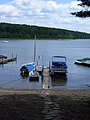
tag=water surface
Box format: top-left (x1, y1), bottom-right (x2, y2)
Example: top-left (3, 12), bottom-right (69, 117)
top-left (0, 39), bottom-right (90, 89)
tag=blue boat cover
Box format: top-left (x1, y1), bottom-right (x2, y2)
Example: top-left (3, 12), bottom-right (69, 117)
top-left (0, 55), bottom-right (7, 59)
top-left (52, 61), bottom-right (67, 68)
top-left (25, 64), bottom-right (35, 71)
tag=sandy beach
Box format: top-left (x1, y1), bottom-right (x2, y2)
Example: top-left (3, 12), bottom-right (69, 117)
top-left (0, 88), bottom-right (90, 120)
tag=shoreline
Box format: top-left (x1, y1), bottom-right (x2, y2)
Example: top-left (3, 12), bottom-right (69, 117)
top-left (0, 88), bottom-right (90, 97)
top-left (0, 88), bottom-right (90, 120)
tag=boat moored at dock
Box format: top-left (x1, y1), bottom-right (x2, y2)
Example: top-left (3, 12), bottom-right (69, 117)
top-left (75, 57), bottom-right (90, 67)
top-left (0, 55), bottom-right (7, 59)
top-left (20, 62), bottom-right (36, 76)
top-left (50, 56), bottom-right (67, 77)
top-left (29, 70), bottom-right (39, 80)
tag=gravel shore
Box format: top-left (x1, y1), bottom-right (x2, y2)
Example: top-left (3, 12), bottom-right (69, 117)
top-left (0, 88), bottom-right (90, 120)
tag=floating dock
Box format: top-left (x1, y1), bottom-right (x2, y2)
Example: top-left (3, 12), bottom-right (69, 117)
top-left (0, 56), bottom-right (17, 64)
top-left (42, 67), bottom-right (50, 89)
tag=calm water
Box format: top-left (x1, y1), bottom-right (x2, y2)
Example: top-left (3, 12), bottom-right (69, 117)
top-left (0, 39), bottom-right (90, 90)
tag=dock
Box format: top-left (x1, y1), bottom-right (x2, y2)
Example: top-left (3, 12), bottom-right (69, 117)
top-left (42, 67), bottom-right (50, 89)
top-left (0, 56), bottom-right (17, 64)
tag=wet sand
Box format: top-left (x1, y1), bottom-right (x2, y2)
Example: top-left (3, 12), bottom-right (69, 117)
top-left (0, 88), bottom-right (90, 120)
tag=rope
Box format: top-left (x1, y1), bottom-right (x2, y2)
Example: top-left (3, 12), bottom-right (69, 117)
top-left (0, 78), bottom-right (21, 87)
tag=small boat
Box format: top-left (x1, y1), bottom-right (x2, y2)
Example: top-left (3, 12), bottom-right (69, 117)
top-left (75, 57), bottom-right (90, 67)
top-left (36, 66), bottom-right (43, 75)
top-left (20, 62), bottom-right (36, 76)
top-left (29, 70), bottom-right (39, 80)
top-left (50, 56), bottom-right (67, 76)
top-left (0, 55), bottom-right (7, 59)
top-left (2, 40), bottom-right (8, 43)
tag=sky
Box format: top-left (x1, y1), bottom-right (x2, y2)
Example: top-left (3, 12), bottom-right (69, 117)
top-left (0, 0), bottom-right (90, 33)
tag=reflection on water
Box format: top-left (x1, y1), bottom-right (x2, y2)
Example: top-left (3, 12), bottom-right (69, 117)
top-left (20, 73), bottom-right (67, 89)
top-left (51, 76), bottom-right (67, 86)
top-left (29, 76), bottom-right (39, 82)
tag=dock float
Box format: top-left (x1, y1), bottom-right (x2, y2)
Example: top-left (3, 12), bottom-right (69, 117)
top-left (42, 67), bottom-right (50, 89)
top-left (0, 56), bottom-right (17, 64)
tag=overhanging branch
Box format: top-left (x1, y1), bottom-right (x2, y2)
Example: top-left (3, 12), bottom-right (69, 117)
top-left (71, 0), bottom-right (90, 17)
top-left (71, 10), bottom-right (90, 17)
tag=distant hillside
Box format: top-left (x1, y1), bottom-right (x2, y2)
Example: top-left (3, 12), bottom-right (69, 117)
top-left (0, 22), bottom-right (90, 39)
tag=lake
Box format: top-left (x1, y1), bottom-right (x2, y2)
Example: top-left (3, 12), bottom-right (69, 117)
top-left (0, 39), bottom-right (90, 90)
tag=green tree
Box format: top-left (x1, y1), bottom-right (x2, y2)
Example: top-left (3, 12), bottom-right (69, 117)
top-left (0, 22), bottom-right (90, 39)
top-left (71, 0), bottom-right (90, 17)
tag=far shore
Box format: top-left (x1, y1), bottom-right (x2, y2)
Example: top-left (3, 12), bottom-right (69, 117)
top-left (0, 38), bottom-right (90, 40)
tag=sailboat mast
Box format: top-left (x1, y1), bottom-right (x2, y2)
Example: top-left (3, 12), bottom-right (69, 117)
top-left (34, 35), bottom-right (36, 63)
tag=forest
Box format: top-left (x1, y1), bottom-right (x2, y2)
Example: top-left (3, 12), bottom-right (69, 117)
top-left (0, 22), bottom-right (90, 39)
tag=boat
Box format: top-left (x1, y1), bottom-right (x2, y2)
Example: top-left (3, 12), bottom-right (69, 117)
top-left (0, 55), bottom-right (7, 59)
top-left (29, 36), bottom-right (40, 79)
top-left (2, 40), bottom-right (8, 43)
top-left (20, 62), bottom-right (36, 76)
top-left (29, 70), bottom-right (39, 80)
top-left (75, 57), bottom-right (90, 67)
top-left (36, 66), bottom-right (43, 75)
top-left (20, 35), bottom-right (38, 77)
top-left (50, 56), bottom-right (67, 76)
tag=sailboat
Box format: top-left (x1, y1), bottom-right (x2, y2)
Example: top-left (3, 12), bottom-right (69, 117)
top-left (20, 36), bottom-right (39, 79)
top-left (29, 36), bottom-right (39, 80)
top-left (20, 62), bottom-right (36, 76)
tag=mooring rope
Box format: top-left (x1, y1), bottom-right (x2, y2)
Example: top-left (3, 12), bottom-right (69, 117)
top-left (0, 78), bottom-right (21, 87)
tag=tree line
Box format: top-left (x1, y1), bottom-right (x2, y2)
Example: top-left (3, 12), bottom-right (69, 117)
top-left (0, 22), bottom-right (90, 39)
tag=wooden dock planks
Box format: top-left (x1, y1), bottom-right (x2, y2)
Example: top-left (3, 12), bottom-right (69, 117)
top-left (0, 57), bottom-right (17, 64)
top-left (42, 67), bottom-right (50, 89)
